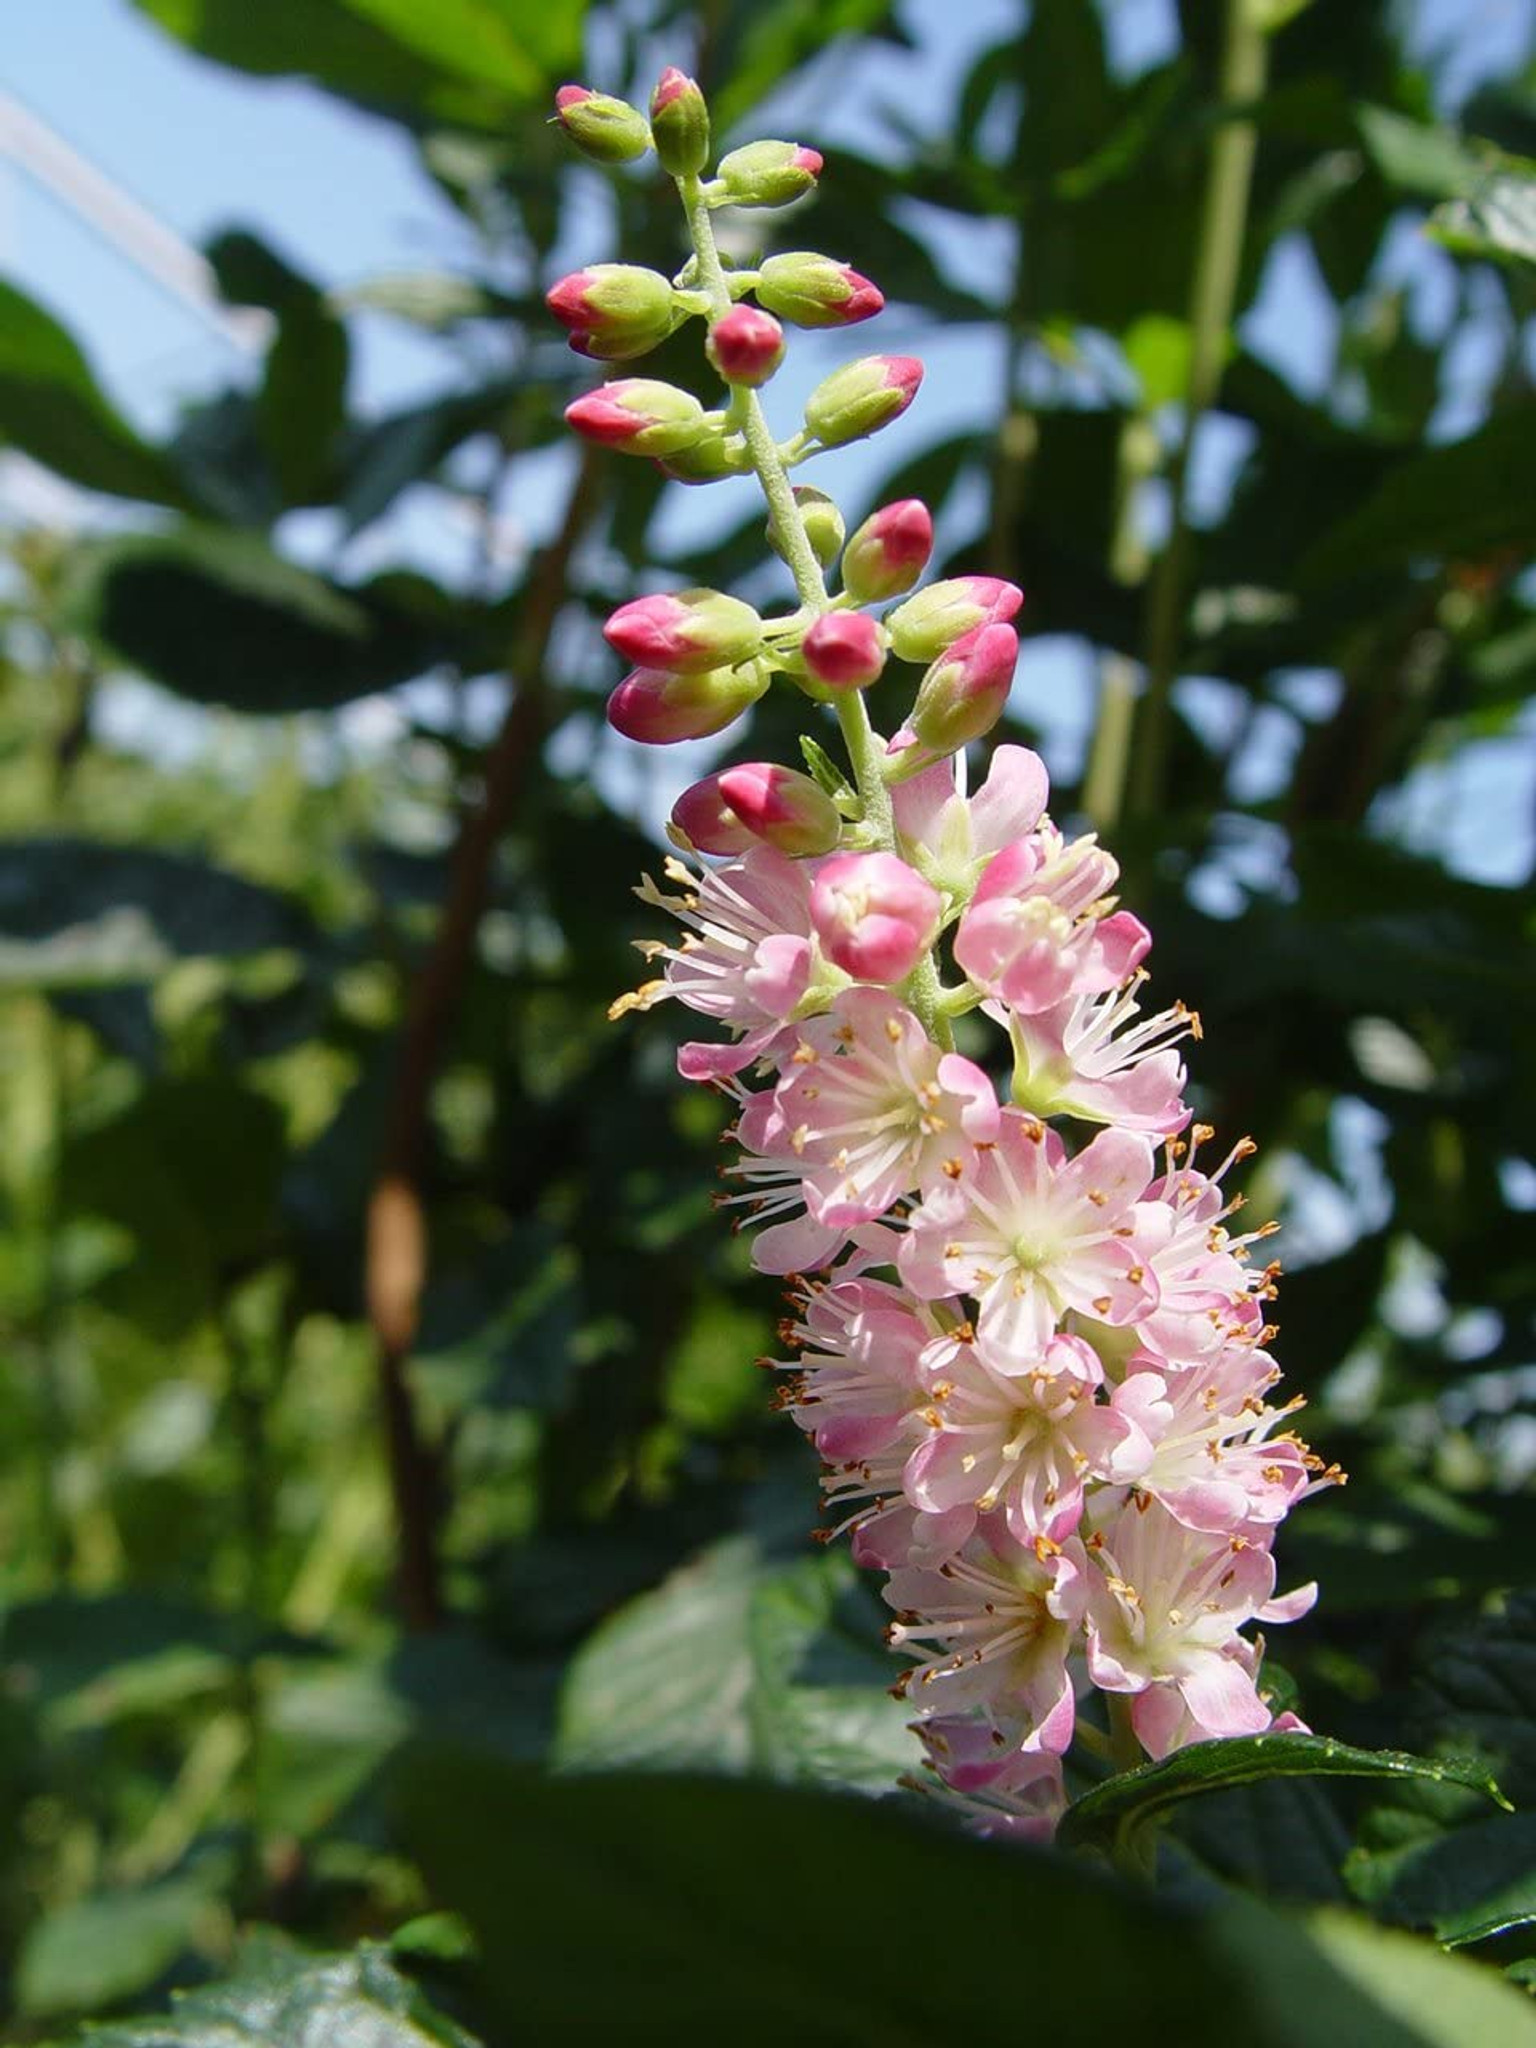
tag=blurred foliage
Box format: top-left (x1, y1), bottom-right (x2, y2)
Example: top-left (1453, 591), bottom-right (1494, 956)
top-left (0, 0), bottom-right (1532, 2035)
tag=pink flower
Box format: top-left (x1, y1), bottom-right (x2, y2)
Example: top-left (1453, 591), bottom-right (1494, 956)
top-left (605, 588), bottom-right (762, 673)
top-left (916, 1725), bottom-right (1067, 1843)
top-left (810, 851), bottom-right (941, 983)
top-left (1084, 1499), bottom-right (1302, 1758)
top-left (891, 743), bottom-right (1050, 899)
top-left (617, 849), bottom-right (821, 1080)
top-left (1004, 975), bottom-right (1195, 1136)
top-left (904, 1329), bottom-right (1151, 1546)
top-left (899, 1114), bottom-right (1157, 1357)
top-left (954, 825), bottom-right (1150, 1014)
top-left (778, 1276), bottom-right (932, 1463)
top-left (769, 988), bottom-right (998, 1226)
top-left (715, 762), bottom-right (842, 857)
top-left (886, 1517), bottom-right (1086, 1753)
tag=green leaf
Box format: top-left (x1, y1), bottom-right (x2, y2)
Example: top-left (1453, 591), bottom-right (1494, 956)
top-left (710, 0), bottom-right (900, 134)
top-left (397, 1752), bottom-right (1535, 2046)
top-left (59, 527), bottom-right (476, 712)
top-left (1356, 105), bottom-right (1484, 199)
top-left (1301, 1907), bottom-right (1536, 2045)
top-left (338, 375), bottom-right (527, 534)
top-left (260, 297), bottom-right (350, 503)
top-left (1059, 1735), bottom-right (1509, 1858)
top-left (131, 0), bottom-right (573, 131)
top-left (1432, 166), bottom-right (1536, 267)
top-left (68, 1928), bottom-right (484, 2044)
top-left (16, 1871), bottom-right (226, 2018)
top-left (0, 838), bottom-right (316, 988)
top-left (1296, 401), bottom-right (1536, 583)
top-left (1359, 1812), bottom-right (1536, 1949)
top-left (554, 1536), bottom-right (916, 1793)
top-left (1410, 1592), bottom-right (1536, 1808)
top-left (0, 282), bottom-right (190, 507)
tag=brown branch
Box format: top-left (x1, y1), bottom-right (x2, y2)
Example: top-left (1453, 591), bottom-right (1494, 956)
top-left (365, 446), bottom-right (605, 1629)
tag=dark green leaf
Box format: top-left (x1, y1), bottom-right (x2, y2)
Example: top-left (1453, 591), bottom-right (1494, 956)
top-left (0, 839), bottom-right (316, 988)
top-left (1060, 1735), bottom-right (1508, 1857)
top-left (70, 1927), bottom-right (484, 2044)
top-left (1356, 104), bottom-right (1484, 199)
top-left (0, 282), bottom-right (190, 507)
top-left (59, 527), bottom-right (476, 712)
top-left (1410, 1592), bottom-right (1536, 1808)
top-left (398, 1751), bottom-right (1535, 2046)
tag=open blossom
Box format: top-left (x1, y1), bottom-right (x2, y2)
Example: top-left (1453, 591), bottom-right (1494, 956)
top-left (1084, 1499), bottom-right (1315, 1758)
top-left (899, 1115), bottom-right (1157, 1357)
top-left (569, 82), bottom-right (1336, 1844)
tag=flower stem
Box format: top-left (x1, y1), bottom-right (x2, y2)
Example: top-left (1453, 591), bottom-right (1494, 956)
top-left (1130, 0), bottom-right (1267, 820)
top-left (677, 170), bottom-right (951, 1048)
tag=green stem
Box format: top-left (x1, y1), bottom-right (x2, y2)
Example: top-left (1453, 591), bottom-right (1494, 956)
top-left (677, 172), bottom-right (951, 1047)
top-left (1130, 0), bottom-right (1267, 820)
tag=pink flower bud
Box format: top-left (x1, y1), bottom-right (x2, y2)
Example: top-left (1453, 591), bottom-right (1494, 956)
top-left (884, 575), bottom-right (1024, 662)
top-left (669, 773), bottom-right (758, 855)
top-left (756, 252), bottom-right (884, 328)
top-left (802, 612), bottom-right (886, 690)
top-left (650, 67), bottom-right (710, 176)
top-left (810, 851), bottom-right (942, 984)
top-left (715, 140), bottom-right (824, 208)
top-left (842, 499), bottom-right (933, 603)
top-left (706, 306), bottom-right (786, 387)
top-left (804, 356), bottom-right (922, 449)
top-left (604, 588), bottom-right (763, 674)
top-left (607, 661), bottom-right (769, 745)
top-left (718, 762), bottom-right (842, 857)
top-left (553, 85), bottom-right (652, 165)
top-left (564, 380), bottom-right (709, 456)
top-left (546, 264), bottom-right (679, 361)
top-left (909, 621), bottom-right (1018, 753)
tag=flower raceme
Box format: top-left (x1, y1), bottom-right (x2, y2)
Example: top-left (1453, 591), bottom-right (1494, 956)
top-left (555, 67), bottom-right (1338, 1843)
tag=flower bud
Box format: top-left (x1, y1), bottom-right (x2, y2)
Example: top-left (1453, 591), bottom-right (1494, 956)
top-left (553, 84), bottom-right (652, 165)
top-left (669, 773), bottom-right (757, 855)
top-left (810, 851), bottom-right (942, 984)
top-left (804, 356), bottom-right (922, 449)
top-left (802, 612), bottom-right (886, 690)
top-left (884, 575), bottom-right (1023, 662)
top-left (650, 67), bottom-right (710, 177)
top-left (706, 305), bottom-right (785, 388)
top-left (756, 252), bottom-right (883, 328)
top-left (653, 429), bottom-right (752, 484)
top-left (565, 380), bottom-right (709, 456)
top-left (607, 660), bottom-right (770, 745)
top-left (909, 621), bottom-right (1018, 753)
top-left (546, 264), bottom-right (679, 361)
top-left (715, 140), bottom-right (823, 207)
top-left (771, 487), bottom-right (844, 570)
top-left (718, 762), bottom-right (842, 857)
top-left (842, 499), bottom-right (933, 603)
top-left (605, 588), bottom-right (763, 674)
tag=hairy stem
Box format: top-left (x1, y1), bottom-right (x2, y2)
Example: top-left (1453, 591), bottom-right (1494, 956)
top-left (678, 173), bottom-right (952, 1046)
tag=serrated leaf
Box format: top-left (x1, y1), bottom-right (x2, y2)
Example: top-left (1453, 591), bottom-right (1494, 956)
top-left (71, 1928), bottom-right (483, 2044)
top-left (1060, 1735), bottom-right (1508, 1857)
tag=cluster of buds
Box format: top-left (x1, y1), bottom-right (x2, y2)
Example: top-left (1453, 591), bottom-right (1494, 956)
top-left (554, 68), bottom-right (1338, 1842)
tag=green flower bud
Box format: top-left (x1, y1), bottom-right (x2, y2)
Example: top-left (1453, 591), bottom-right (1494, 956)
top-left (553, 85), bottom-right (652, 165)
top-left (715, 140), bottom-right (824, 208)
top-left (804, 356), bottom-right (923, 449)
top-left (770, 487), bottom-right (845, 571)
top-left (650, 67), bottom-right (710, 178)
